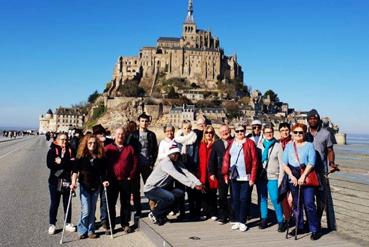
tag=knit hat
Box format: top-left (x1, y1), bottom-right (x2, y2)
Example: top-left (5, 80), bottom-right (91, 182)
top-left (307, 109), bottom-right (320, 119)
top-left (92, 124), bottom-right (106, 135)
top-left (167, 143), bottom-right (181, 156)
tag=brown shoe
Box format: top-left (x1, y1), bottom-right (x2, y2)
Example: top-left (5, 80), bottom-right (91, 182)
top-left (123, 226), bottom-right (134, 234)
top-left (88, 233), bottom-right (98, 239)
top-left (79, 234), bottom-right (87, 239)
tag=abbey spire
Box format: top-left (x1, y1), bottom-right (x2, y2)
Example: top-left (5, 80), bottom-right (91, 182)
top-left (185, 0), bottom-right (195, 24)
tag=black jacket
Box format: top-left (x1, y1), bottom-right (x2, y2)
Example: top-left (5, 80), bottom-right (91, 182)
top-left (73, 157), bottom-right (107, 191)
top-left (47, 142), bottom-right (75, 183)
top-left (208, 139), bottom-right (231, 178)
top-left (128, 130), bottom-right (158, 167)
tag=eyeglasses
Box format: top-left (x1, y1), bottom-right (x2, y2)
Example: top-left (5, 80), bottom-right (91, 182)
top-left (205, 131), bottom-right (214, 135)
top-left (264, 131), bottom-right (273, 134)
top-left (293, 131), bottom-right (304, 135)
top-left (235, 130), bottom-right (244, 133)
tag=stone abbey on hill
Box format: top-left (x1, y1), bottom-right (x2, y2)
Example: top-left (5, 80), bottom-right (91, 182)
top-left (107, 0), bottom-right (243, 97)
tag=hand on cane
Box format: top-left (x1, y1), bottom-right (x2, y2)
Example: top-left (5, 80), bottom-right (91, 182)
top-left (298, 174), bottom-right (306, 186)
top-left (70, 182), bottom-right (77, 191)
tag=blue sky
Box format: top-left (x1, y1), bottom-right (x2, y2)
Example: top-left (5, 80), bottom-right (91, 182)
top-left (0, 0), bottom-right (368, 134)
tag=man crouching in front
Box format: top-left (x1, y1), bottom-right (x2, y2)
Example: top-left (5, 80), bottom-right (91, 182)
top-left (144, 143), bottom-right (204, 226)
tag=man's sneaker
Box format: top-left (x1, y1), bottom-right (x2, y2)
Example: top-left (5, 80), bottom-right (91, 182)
top-left (148, 212), bottom-right (157, 224)
top-left (65, 223), bottom-right (76, 232)
top-left (239, 223), bottom-right (248, 232)
top-left (48, 224), bottom-right (56, 235)
top-left (231, 223), bottom-right (240, 230)
top-left (211, 216), bottom-right (218, 221)
top-left (88, 233), bottom-right (98, 239)
top-left (218, 218), bottom-right (228, 225)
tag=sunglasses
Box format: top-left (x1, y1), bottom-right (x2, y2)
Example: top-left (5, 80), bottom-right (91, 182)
top-left (235, 130), bottom-right (244, 133)
top-left (253, 126), bottom-right (261, 129)
top-left (205, 131), bottom-right (214, 134)
top-left (293, 131), bottom-right (304, 135)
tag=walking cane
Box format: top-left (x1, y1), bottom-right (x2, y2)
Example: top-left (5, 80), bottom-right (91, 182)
top-left (104, 187), bottom-right (114, 239)
top-left (60, 189), bottom-right (73, 245)
top-left (295, 185), bottom-right (301, 240)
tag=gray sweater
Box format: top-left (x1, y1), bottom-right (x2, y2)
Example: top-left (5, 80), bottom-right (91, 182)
top-left (144, 157), bottom-right (201, 193)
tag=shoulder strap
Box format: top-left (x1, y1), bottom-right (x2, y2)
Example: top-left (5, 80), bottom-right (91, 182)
top-left (234, 145), bottom-right (243, 164)
top-left (293, 142), bottom-right (301, 165)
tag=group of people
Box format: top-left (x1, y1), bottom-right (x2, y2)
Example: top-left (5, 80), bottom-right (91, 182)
top-left (46, 109), bottom-right (338, 241)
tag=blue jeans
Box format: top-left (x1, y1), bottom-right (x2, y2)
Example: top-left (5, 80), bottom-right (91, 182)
top-left (231, 180), bottom-right (251, 224)
top-left (144, 187), bottom-right (184, 219)
top-left (78, 185), bottom-right (99, 235)
top-left (289, 183), bottom-right (319, 233)
top-left (259, 179), bottom-right (284, 223)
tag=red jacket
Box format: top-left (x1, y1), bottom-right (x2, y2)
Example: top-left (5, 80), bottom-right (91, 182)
top-left (199, 141), bottom-right (218, 189)
top-left (221, 138), bottom-right (259, 183)
top-left (104, 143), bottom-right (138, 181)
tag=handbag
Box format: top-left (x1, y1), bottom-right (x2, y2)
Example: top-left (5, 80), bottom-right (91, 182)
top-left (293, 142), bottom-right (320, 187)
top-left (230, 146), bottom-right (243, 180)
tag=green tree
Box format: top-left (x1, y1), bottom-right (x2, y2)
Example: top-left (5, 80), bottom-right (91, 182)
top-left (119, 80), bottom-right (145, 97)
top-left (88, 90), bottom-right (100, 104)
top-left (167, 86), bottom-right (179, 99)
top-left (263, 89), bottom-right (279, 103)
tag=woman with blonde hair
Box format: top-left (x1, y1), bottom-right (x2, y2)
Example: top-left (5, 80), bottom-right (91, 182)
top-left (71, 134), bottom-right (109, 239)
top-left (198, 125), bottom-right (218, 220)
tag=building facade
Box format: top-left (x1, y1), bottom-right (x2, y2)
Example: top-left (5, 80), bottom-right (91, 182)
top-left (39, 108), bottom-right (85, 134)
top-left (108, 0), bottom-right (243, 97)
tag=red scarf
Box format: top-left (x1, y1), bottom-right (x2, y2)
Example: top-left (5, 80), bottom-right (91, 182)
top-left (280, 136), bottom-right (291, 150)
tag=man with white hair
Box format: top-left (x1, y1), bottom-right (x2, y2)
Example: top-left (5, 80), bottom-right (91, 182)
top-left (144, 143), bottom-right (204, 226)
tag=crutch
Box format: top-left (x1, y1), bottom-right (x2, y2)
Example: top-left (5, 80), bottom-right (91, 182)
top-left (295, 185), bottom-right (301, 240)
top-left (104, 187), bottom-right (114, 239)
top-left (60, 189), bottom-right (73, 245)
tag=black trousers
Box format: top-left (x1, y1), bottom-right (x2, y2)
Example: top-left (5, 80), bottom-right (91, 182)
top-left (132, 165), bottom-right (152, 215)
top-left (49, 181), bottom-right (71, 225)
top-left (201, 188), bottom-right (217, 217)
top-left (188, 187), bottom-right (202, 218)
top-left (107, 179), bottom-right (131, 229)
top-left (218, 176), bottom-right (231, 221)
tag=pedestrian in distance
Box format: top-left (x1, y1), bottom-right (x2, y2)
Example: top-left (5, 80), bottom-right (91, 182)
top-left (222, 123), bottom-right (259, 232)
top-left (70, 134), bottom-right (109, 239)
top-left (104, 127), bottom-right (138, 234)
top-left (46, 133), bottom-right (76, 235)
top-left (257, 123), bottom-right (286, 232)
top-left (144, 143), bottom-right (204, 226)
top-left (282, 123), bottom-right (321, 240)
top-left (208, 124), bottom-right (233, 224)
top-left (128, 113), bottom-right (158, 218)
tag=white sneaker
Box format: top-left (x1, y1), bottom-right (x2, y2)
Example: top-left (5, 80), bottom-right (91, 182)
top-left (148, 212), bottom-right (157, 224)
top-left (65, 223), bottom-right (76, 232)
top-left (48, 224), bottom-right (56, 235)
top-left (239, 223), bottom-right (248, 232)
top-left (231, 223), bottom-right (240, 230)
top-left (211, 216), bottom-right (218, 221)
